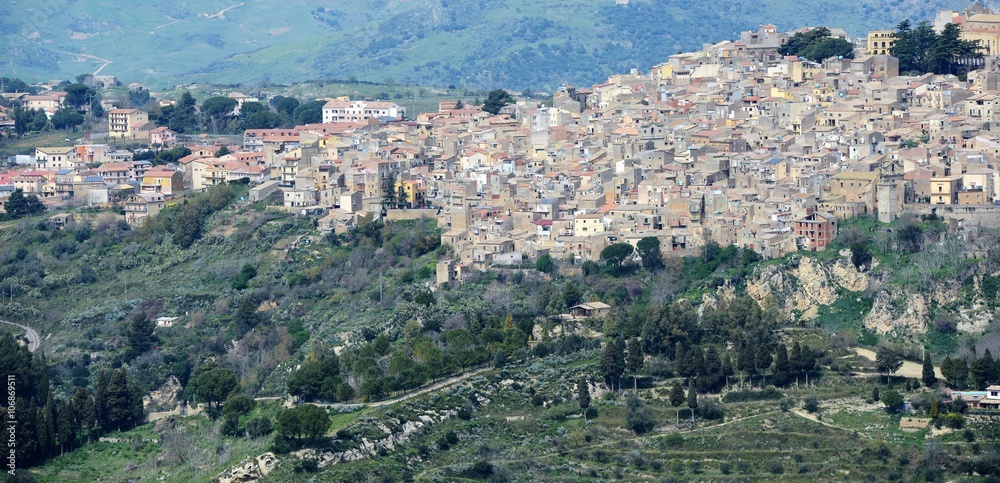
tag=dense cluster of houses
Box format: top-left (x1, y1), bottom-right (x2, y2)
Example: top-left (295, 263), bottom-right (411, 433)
top-left (5, 18), bottom-right (1000, 269)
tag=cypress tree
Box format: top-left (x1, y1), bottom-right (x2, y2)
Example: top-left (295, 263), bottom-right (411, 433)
top-left (599, 338), bottom-right (626, 392)
top-left (773, 345), bottom-right (790, 387)
top-left (702, 346), bottom-right (722, 392)
top-left (677, 344), bottom-right (691, 378)
top-left (690, 347), bottom-right (705, 384)
top-left (577, 376), bottom-right (591, 421)
top-left (44, 392), bottom-right (58, 456)
top-left (922, 352), bottom-right (937, 387)
top-left (95, 371), bottom-right (108, 432)
top-left (789, 341), bottom-right (803, 377)
top-left (56, 400), bottom-right (75, 454)
top-left (800, 343), bottom-right (816, 385)
top-left (626, 339), bottom-right (644, 391)
top-left (687, 380), bottom-right (698, 422)
top-left (107, 368), bottom-right (131, 431)
top-left (36, 408), bottom-right (50, 458)
top-left (669, 381), bottom-right (686, 425)
top-left (755, 345), bottom-right (773, 374)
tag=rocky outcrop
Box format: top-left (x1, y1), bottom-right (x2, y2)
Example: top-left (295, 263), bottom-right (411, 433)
top-left (745, 256), bottom-right (842, 319)
top-left (306, 409), bottom-right (457, 468)
top-left (217, 453), bottom-right (277, 483)
top-left (830, 258), bottom-right (871, 293)
top-left (143, 376), bottom-right (181, 412)
top-left (862, 291), bottom-right (927, 334)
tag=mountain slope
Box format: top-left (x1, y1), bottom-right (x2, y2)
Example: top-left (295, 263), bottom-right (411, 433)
top-left (1, 0), bottom-right (968, 90)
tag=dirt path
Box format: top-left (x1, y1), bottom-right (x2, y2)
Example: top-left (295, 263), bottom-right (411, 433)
top-left (790, 408), bottom-right (854, 433)
top-left (853, 348), bottom-right (943, 379)
top-left (299, 366), bottom-right (494, 411)
top-left (0, 319), bottom-right (40, 352)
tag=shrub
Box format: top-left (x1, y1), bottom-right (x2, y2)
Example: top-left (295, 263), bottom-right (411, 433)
top-left (941, 412), bottom-right (966, 429)
top-left (246, 416), bottom-right (273, 438)
top-left (626, 396), bottom-right (656, 435)
top-left (721, 387), bottom-right (784, 403)
top-left (803, 396), bottom-right (819, 413)
top-left (294, 458), bottom-right (319, 473)
top-left (719, 461), bottom-right (732, 474)
top-left (462, 461), bottom-right (493, 479)
top-left (697, 399), bottom-right (725, 420)
top-left (768, 461), bottom-right (784, 474)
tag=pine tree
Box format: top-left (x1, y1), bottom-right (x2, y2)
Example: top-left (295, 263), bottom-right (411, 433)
top-left (578, 376), bottom-right (591, 421)
top-left (626, 339), bottom-right (644, 391)
top-left (922, 352), bottom-right (937, 387)
top-left (669, 381), bottom-right (686, 425)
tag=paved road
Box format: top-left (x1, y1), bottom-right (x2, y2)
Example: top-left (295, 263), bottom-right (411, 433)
top-left (0, 319), bottom-right (40, 352)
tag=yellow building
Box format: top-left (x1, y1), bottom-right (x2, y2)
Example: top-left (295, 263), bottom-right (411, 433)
top-left (867, 30), bottom-right (896, 56)
top-left (108, 109), bottom-right (150, 139)
top-left (573, 214), bottom-right (604, 235)
top-left (395, 179), bottom-right (423, 205)
top-left (962, 14), bottom-right (1000, 56)
top-left (930, 176), bottom-right (961, 205)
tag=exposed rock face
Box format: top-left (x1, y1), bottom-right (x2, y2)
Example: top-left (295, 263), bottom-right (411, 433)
top-left (736, 253), bottom-right (985, 336)
top-left (830, 258), bottom-right (871, 292)
top-left (862, 291), bottom-right (927, 334)
top-left (745, 256), bottom-right (841, 319)
top-left (143, 375), bottom-right (181, 412)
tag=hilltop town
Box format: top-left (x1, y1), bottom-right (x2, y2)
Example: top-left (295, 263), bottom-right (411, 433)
top-left (5, 7), bottom-right (1000, 482)
top-left (4, 12), bottom-right (1000, 274)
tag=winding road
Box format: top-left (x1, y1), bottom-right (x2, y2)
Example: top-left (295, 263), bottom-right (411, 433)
top-left (0, 319), bottom-right (40, 352)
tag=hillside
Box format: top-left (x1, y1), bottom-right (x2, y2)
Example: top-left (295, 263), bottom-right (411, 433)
top-left (2, 184), bottom-right (998, 481)
top-left (1, 0), bottom-right (968, 90)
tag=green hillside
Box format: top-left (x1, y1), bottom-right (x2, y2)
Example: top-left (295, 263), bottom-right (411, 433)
top-left (1, 0), bottom-right (969, 90)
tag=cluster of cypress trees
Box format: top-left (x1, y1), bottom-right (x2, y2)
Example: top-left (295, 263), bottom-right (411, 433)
top-left (2, 336), bottom-right (143, 469)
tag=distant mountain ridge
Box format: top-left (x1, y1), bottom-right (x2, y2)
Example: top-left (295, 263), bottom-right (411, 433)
top-left (0, 0), bottom-right (968, 90)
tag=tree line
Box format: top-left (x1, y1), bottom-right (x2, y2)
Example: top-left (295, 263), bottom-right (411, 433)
top-left (778, 27), bottom-right (855, 63)
top-left (892, 21), bottom-right (983, 76)
top-left (157, 91), bottom-right (325, 135)
top-left (1, 335), bottom-right (144, 469)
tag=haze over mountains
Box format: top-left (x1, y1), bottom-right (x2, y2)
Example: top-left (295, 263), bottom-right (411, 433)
top-left (2, 0), bottom-right (966, 90)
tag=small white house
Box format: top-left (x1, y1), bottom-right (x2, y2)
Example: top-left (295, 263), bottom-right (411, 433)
top-left (155, 317), bottom-right (180, 328)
